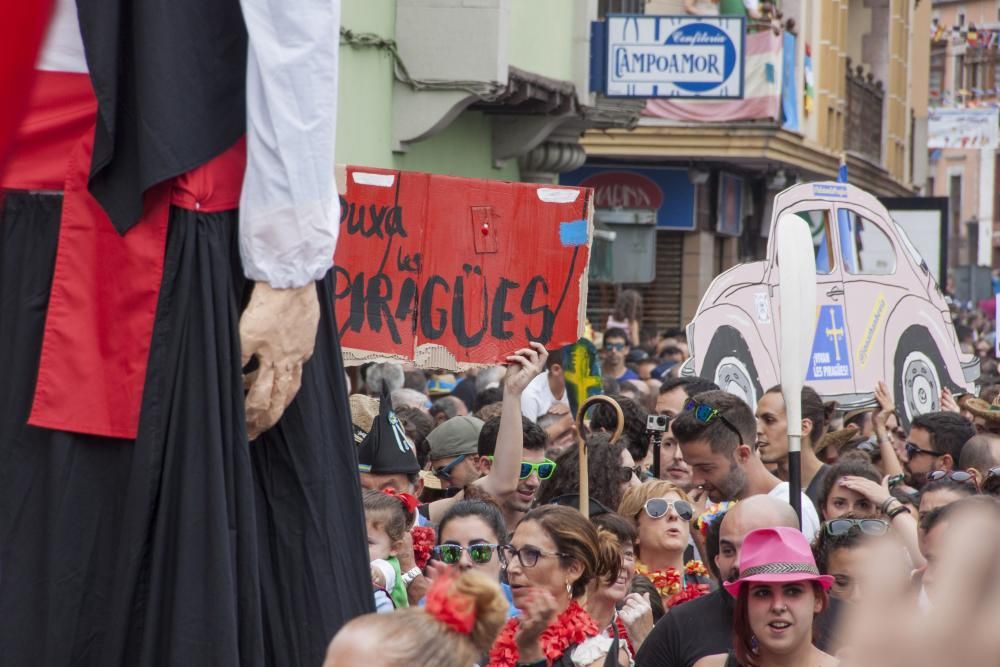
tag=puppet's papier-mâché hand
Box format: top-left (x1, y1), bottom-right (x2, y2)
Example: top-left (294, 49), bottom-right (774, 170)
top-left (240, 282), bottom-right (320, 440)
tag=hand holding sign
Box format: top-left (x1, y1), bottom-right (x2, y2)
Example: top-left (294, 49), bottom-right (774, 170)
top-left (503, 342), bottom-right (548, 396)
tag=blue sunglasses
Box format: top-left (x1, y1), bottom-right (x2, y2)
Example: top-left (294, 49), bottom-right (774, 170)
top-left (683, 399), bottom-right (744, 445)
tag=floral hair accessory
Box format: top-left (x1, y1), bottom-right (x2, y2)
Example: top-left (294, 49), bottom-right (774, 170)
top-left (381, 488), bottom-right (420, 514)
top-left (697, 501), bottom-right (734, 537)
top-left (411, 525), bottom-right (435, 570)
top-left (425, 575), bottom-right (476, 635)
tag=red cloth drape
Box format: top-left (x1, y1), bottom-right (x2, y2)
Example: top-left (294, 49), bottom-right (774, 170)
top-left (0, 0), bottom-right (54, 166)
top-left (1, 71), bottom-right (244, 439)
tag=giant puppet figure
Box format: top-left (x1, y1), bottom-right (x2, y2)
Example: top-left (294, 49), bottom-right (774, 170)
top-left (0, 0), bottom-right (373, 665)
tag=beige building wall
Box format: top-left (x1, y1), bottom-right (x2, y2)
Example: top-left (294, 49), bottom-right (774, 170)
top-left (846, 0), bottom-right (870, 65)
top-left (931, 1), bottom-right (996, 27)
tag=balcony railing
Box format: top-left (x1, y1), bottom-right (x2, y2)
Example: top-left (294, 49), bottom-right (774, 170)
top-left (844, 58), bottom-right (884, 164)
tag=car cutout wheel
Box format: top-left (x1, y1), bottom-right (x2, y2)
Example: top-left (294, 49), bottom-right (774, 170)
top-left (900, 350), bottom-right (941, 423)
top-left (714, 355), bottom-right (756, 406)
top-left (701, 326), bottom-right (763, 409)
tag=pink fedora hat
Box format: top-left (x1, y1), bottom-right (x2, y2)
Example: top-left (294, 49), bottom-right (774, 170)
top-left (723, 526), bottom-right (833, 597)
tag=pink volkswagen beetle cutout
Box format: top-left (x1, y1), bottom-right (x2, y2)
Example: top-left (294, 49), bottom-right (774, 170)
top-left (682, 181), bottom-right (979, 427)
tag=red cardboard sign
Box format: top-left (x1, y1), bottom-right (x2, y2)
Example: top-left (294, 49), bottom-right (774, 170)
top-left (333, 166), bottom-right (593, 368)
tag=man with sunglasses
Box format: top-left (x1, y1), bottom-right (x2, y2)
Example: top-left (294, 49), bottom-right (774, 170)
top-left (601, 327), bottom-right (640, 382)
top-left (477, 415), bottom-right (552, 531)
top-left (426, 415), bottom-right (486, 491)
top-left (670, 390), bottom-right (820, 538)
top-left (654, 377), bottom-right (720, 489)
top-left (904, 411), bottom-right (976, 489)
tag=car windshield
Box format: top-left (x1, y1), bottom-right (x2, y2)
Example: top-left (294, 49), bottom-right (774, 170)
top-left (892, 220), bottom-right (926, 269)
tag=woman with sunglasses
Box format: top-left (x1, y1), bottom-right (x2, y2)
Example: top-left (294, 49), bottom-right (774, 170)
top-left (617, 481), bottom-right (710, 608)
top-left (489, 505), bottom-right (624, 667)
top-left (432, 499), bottom-right (517, 617)
top-left (694, 527), bottom-right (837, 667)
top-left (536, 436), bottom-right (639, 515)
top-left (826, 458), bottom-right (926, 569)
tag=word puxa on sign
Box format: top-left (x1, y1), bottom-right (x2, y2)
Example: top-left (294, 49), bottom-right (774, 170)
top-left (333, 166), bottom-right (593, 368)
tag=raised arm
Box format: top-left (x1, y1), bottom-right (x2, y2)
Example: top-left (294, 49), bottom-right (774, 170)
top-left (426, 343), bottom-right (546, 522)
top-left (872, 381), bottom-right (904, 478)
top-left (480, 343), bottom-right (547, 498)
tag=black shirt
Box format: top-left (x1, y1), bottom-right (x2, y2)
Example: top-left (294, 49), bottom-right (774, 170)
top-left (634, 588), bottom-right (843, 667)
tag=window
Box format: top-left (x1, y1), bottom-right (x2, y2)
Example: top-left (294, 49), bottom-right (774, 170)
top-left (953, 53), bottom-right (966, 99)
top-left (598, 0), bottom-right (645, 18)
top-left (893, 221), bottom-right (926, 269)
top-left (792, 209), bottom-right (835, 274)
top-left (929, 45), bottom-right (946, 104)
top-left (838, 210), bottom-right (896, 275)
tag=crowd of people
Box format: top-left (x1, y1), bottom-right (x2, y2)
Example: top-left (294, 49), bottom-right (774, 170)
top-left (320, 293), bottom-right (1000, 667)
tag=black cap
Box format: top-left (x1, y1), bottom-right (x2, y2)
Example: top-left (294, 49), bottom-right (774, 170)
top-left (357, 385), bottom-right (420, 475)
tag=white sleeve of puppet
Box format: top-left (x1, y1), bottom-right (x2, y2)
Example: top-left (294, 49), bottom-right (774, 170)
top-left (571, 634), bottom-right (616, 666)
top-left (238, 0), bottom-right (341, 288)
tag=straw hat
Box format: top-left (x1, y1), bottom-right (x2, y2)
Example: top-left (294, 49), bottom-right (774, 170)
top-left (815, 425), bottom-right (860, 458)
top-left (723, 527), bottom-right (834, 597)
top-left (350, 394), bottom-right (380, 443)
top-left (964, 397), bottom-right (1000, 423)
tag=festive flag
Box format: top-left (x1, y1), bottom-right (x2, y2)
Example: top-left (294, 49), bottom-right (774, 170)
top-left (562, 339), bottom-right (603, 418)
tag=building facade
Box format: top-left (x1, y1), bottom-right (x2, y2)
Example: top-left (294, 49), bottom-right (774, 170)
top-left (336, 0), bottom-right (638, 183)
top-left (925, 0), bottom-right (1000, 274)
top-left (568, 0), bottom-right (930, 334)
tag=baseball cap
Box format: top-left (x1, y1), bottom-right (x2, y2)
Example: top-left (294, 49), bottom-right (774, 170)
top-left (427, 416), bottom-right (484, 460)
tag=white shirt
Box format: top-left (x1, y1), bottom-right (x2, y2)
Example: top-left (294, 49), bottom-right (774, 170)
top-left (371, 559), bottom-right (397, 614)
top-left (520, 372), bottom-right (570, 422)
top-left (767, 482), bottom-right (822, 539)
top-left (37, 0), bottom-right (340, 288)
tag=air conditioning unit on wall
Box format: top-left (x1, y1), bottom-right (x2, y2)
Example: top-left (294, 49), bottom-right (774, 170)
top-left (593, 208), bottom-right (657, 283)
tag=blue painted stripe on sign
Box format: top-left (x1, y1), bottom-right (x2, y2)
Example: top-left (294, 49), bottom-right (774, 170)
top-left (559, 219), bottom-right (589, 246)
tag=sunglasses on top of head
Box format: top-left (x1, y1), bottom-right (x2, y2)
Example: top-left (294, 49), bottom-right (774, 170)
top-left (683, 399), bottom-right (744, 446)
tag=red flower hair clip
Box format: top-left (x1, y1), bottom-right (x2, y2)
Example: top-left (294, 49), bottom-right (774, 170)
top-left (382, 488), bottom-right (420, 514)
top-left (411, 526), bottom-right (436, 570)
top-left (425, 575), bottom-right (475, 635)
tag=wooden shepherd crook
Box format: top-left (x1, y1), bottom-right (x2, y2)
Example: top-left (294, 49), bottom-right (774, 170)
top-left (574, 395), bottom-right (625, 518)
